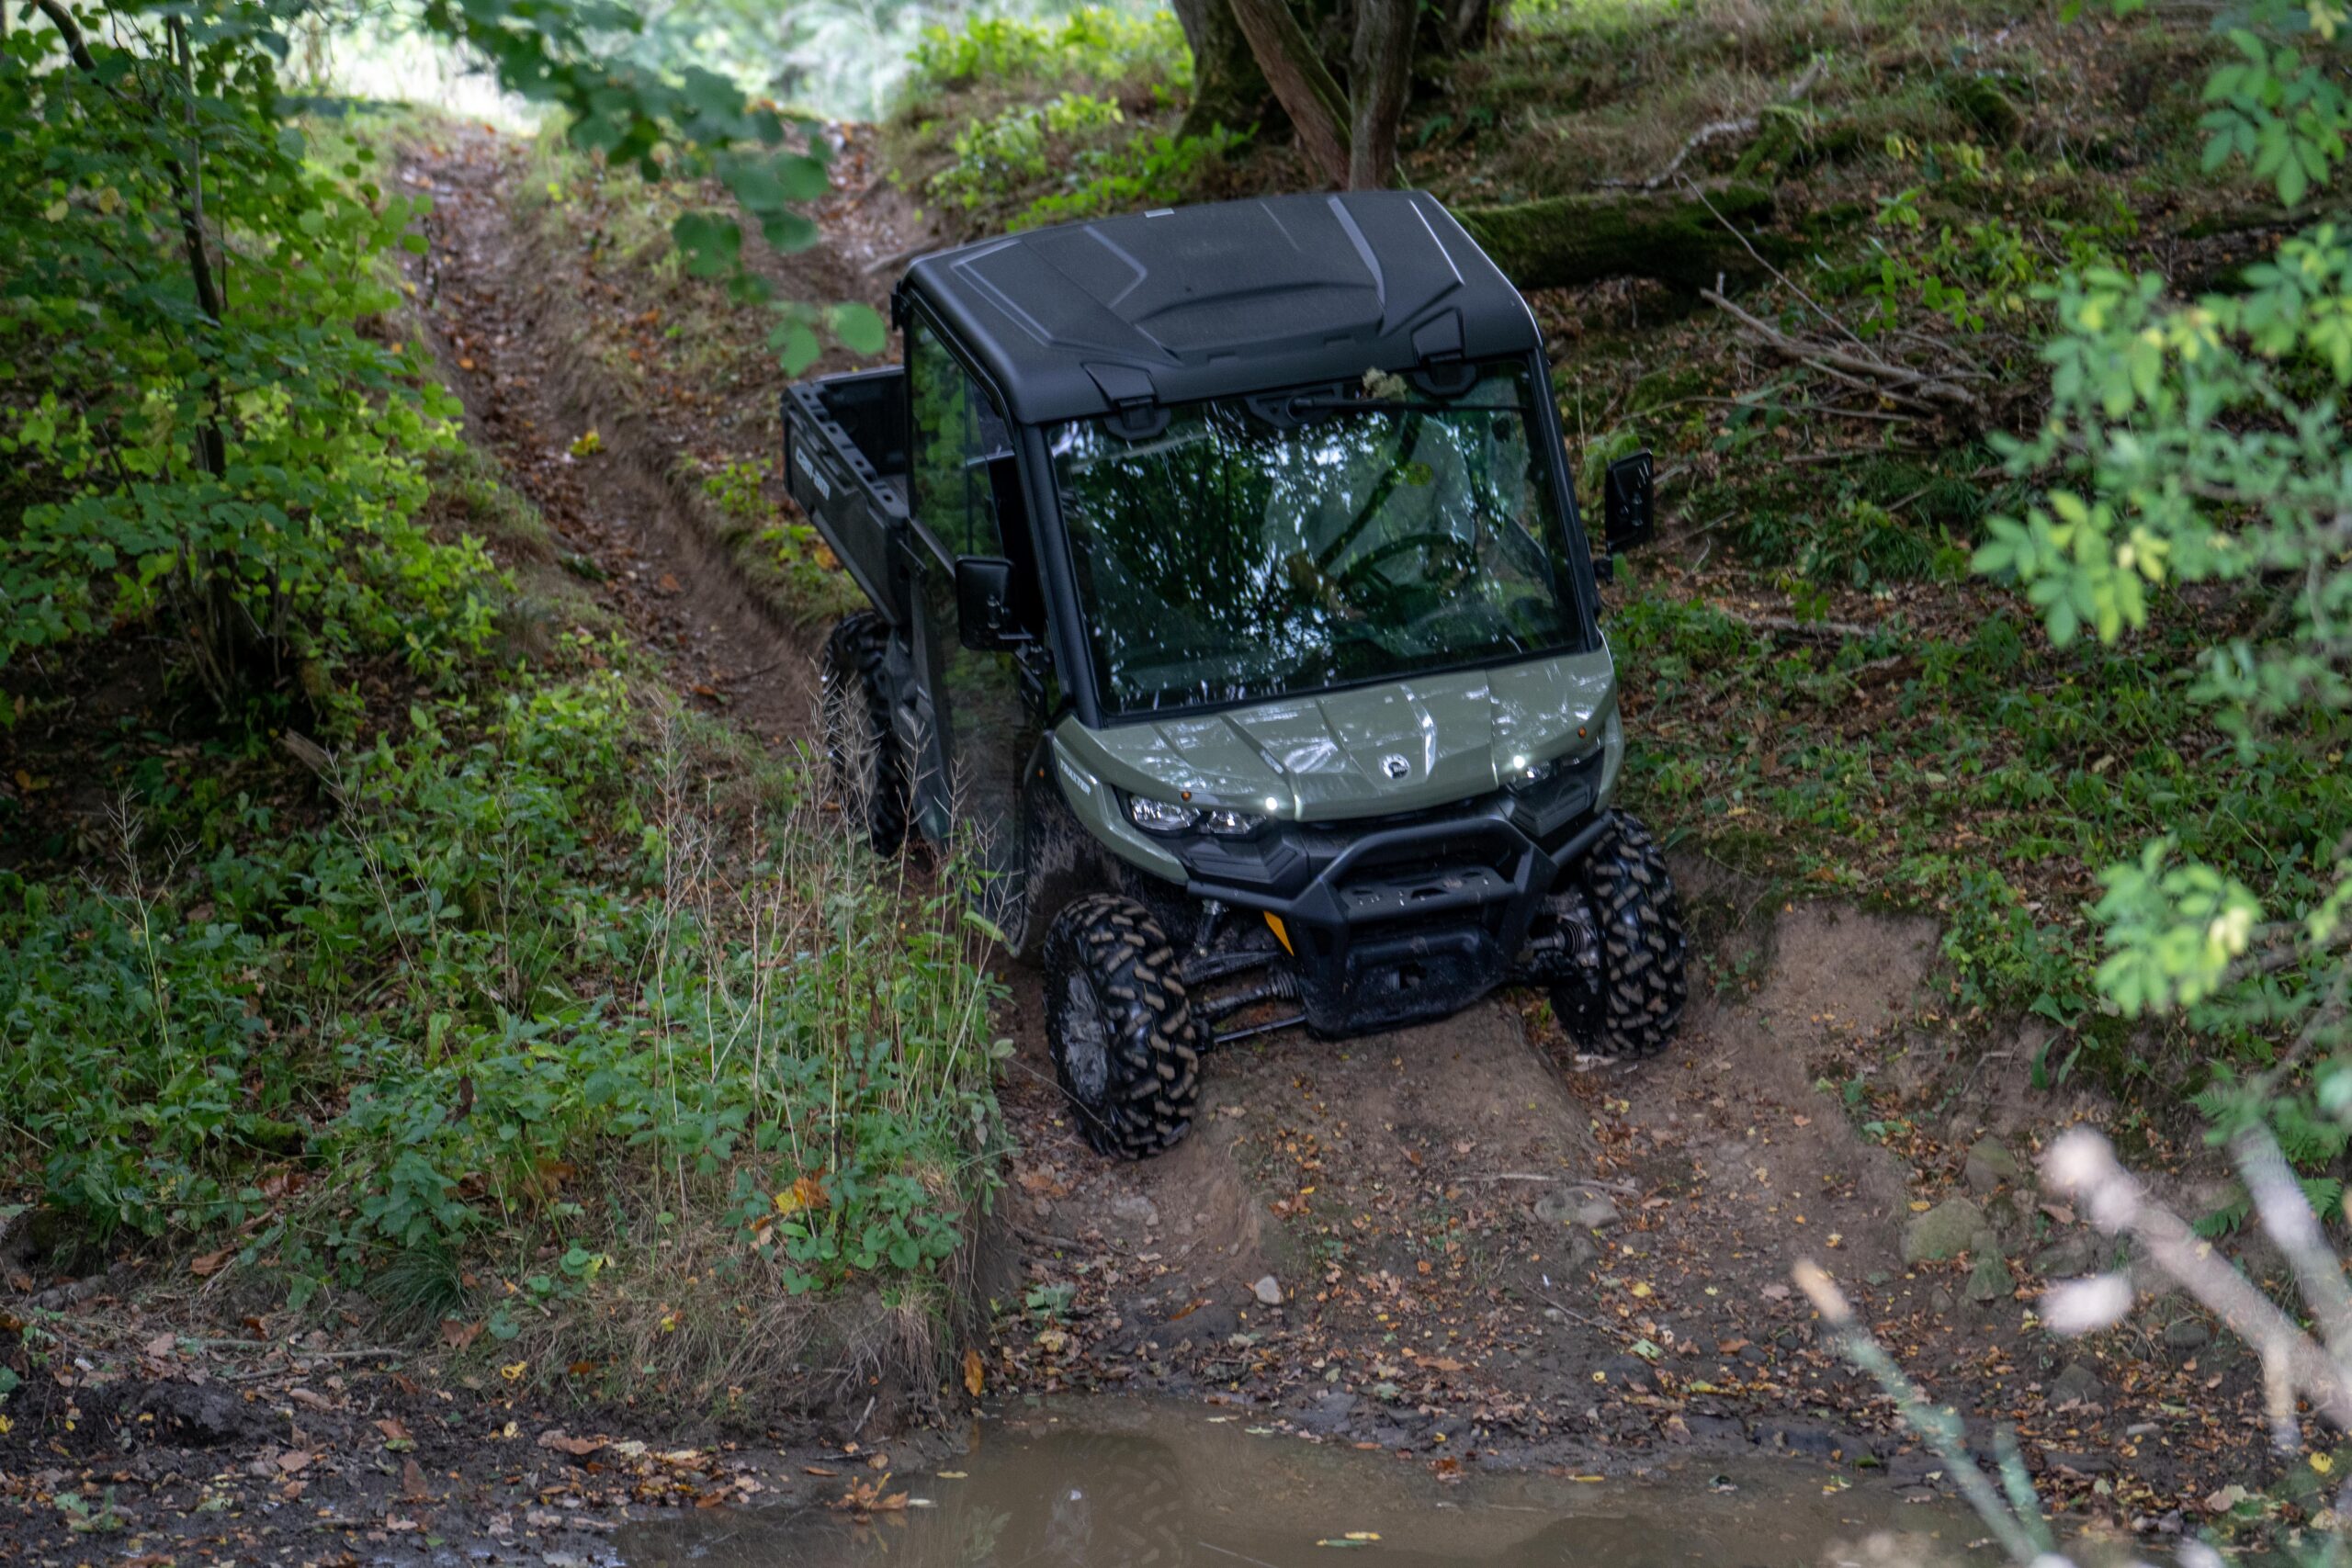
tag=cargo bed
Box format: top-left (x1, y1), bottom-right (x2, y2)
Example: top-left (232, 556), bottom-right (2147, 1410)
top-left (780, 367), bottom-right (909, 623)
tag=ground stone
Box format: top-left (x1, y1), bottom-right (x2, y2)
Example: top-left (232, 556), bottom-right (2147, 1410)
top-left (1965, 1250), bottom-right (2012, 1303)
top-left (2163, 1318), bottom-right (2211, 1351)
top-left (2050, 1362), bottom-right (2106, 1405)
top-left (1904, 1198), bottom-right (1986, 1264)
top-left (1252, 1275), bottom-right (1283, 1306)
top-left (1963, 1138), bottom-right (2024, 1194)
top-left (1573, 1195), bottom-right (1623, 1231)
top-left (2031, 1234), bottom-right (2095, 1279)
top-left (1110, 1192), bottom-right (1159, 1230)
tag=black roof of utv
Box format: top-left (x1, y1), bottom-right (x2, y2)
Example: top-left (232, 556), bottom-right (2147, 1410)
top-left (899, 190), bottom-right (1541, 425)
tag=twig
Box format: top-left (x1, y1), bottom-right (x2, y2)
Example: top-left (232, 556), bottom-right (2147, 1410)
top-left (1457, 1173), bottom-right (1642, 1195)
top-left (1684, 180), bottom-right (1869, 353)
top-left (860, 239), bottom-right (929, 278)
top-left (1712, 608), bottom-right (1880, 641)
top-left (1796, 1261), bottom-right (2049, 1565)
top-left (1636, 56), bottom-right (1826, 190)
top-left (1701, 288), bottom-right (1987, 423)
top-left (2042, 1129), bottom-right (2352, 1442)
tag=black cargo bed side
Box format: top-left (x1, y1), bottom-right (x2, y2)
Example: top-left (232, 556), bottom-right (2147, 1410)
top-left (782, 367), bottom-right (910, 624)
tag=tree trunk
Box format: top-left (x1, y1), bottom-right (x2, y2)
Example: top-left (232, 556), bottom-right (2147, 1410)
top-left (1225, 0), bottom-right (1351, 186)
top-left (1347, 0), bottom-right (1415, 189)
top-left (1453, 183), bottom-right (1782, 292)
top-left (1171, 0), bottom-right (1274, 139)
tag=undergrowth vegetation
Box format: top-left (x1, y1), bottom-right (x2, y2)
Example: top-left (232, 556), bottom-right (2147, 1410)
top-left (886, 7), bottom-right (1237, 236)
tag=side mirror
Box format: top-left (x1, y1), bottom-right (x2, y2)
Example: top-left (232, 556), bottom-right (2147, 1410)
top-left (1603, 450), bottom-right (1657, 556)
top-left (955, 556), bottom-right (1025, 651)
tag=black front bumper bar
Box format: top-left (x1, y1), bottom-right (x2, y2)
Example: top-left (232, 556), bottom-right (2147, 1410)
top-left (1173, 760), bottom-right (1611, 1037)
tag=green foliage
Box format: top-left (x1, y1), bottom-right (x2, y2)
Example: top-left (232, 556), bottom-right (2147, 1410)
top-left (904, 6), bottom-right (1191, 101)
top-left (0, 2), bottom-right (492, 707)
top-left (1980, 0), bottom-right (2352, 1168)
top-left (0, 662), bottom-right (1003, 1296)
top-left (931, 90), bottom-right (1239, 231)
top-left (932, 91), bottom-right (1132, 220)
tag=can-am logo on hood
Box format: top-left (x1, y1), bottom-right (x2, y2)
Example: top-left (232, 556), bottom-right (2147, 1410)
top-left (1381, 754), bottom-right (1410, 780)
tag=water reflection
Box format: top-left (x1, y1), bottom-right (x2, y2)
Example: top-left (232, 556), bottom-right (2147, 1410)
top-left (617, 1402), bottom-right (1985, 1568)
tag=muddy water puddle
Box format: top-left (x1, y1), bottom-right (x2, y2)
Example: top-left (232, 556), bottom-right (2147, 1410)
top-left (617, 1400), bottom-right (1987, 1568)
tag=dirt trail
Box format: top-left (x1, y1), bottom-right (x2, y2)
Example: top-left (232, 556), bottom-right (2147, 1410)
top-left (397, 124), bottom-right (2275, 1520)
top-left (0, 130), bottom-right (2278, 1563)
top-left (401, 127), bottom-right (831, 740)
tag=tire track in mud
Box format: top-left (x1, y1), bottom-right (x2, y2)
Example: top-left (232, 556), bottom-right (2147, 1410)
top-left (399, 128), bottom-right (819, 741)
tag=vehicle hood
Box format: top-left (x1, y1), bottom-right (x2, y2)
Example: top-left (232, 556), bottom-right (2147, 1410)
top-left (1056, 649), bottom-right (1617, 821)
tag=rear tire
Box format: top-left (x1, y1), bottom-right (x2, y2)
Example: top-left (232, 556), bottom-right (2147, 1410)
top-left (1042, 894), bottom-right (1202, 1159)
top-left (817, 612), bottom-right (908, 855)
top-left (1561, 812), bottom-right (1688, 1060)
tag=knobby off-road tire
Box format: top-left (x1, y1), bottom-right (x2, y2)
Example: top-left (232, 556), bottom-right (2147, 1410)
top-left (1042, 894), bottom-right (1202, 1159)
top-left (816, 612), bottom-right (908, 855)
top-left (1564, 811), bottom-right (1689, 1060)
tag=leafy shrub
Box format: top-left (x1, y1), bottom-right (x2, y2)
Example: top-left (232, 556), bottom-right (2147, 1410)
top-left (930, 90), bottom-right (1241, 231)
top-left (0, 665), bottom-right (1004, 1299)
top-left (0, 20), bottom-right (494, 709)
top-left (1026, 125), bottom-right (1245, 227)
top-left (931, 92), bottom-right (1134, 220)
top-left (903, 7), bottom-right (1191, 102)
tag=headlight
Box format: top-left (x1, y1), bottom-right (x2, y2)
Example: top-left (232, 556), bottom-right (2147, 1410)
top-left (1199, 807), bottom-right (1265, 837)
top-left (1127, 795), bottom-right (1198, 834)
top-left (1505, 754), bottom-right (1558, 792)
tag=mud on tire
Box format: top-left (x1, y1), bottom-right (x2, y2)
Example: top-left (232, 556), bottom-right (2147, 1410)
top-left (816, 611), bottom-right (908, 854)
top-left (1042, 894), bottom-right (1202, 1159)
top-left (1566, 811), bottom-right (1689, 1059)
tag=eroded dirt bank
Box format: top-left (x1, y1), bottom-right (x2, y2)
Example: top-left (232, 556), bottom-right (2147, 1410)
top-left (0, 128), bottom-right (2288, 1562)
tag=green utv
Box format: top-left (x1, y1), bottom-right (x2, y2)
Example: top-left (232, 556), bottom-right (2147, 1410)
top-left (783, 190), bottom-right (1686, 1158)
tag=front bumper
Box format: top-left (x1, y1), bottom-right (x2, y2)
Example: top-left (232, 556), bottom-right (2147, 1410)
top-left (1170, 754), bottom-right (1610, 1035)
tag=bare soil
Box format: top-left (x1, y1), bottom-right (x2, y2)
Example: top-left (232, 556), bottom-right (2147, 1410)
top-left (0, 126), bottom-right (2289, 1562)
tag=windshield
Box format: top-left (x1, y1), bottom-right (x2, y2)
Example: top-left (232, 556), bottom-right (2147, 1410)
top-left (1050, 362), bottom-right (1586, 716)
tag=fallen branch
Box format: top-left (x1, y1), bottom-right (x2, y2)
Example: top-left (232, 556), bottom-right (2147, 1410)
top-left (1637, 55), bottom-right (1826, 190)
top-left (1713, 608), bottom-right (1880, 641)
top-left (1701, 288), bottom-right (1987, 424)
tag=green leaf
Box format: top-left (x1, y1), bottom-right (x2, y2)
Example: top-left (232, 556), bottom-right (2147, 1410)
top-left (830, 303), bottom-right (888, 357)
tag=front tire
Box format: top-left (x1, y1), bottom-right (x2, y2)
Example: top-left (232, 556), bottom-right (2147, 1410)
top-left (1042, 894), bottom-right (1202, 1159)
top-left (816, 612), bottom-right (908, 855)
top-left (1558, 812), bottom-right (1688, 1059)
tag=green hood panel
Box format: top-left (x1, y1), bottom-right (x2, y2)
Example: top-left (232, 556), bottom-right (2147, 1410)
top-left (1057, 649), bottom-right (1618, 823)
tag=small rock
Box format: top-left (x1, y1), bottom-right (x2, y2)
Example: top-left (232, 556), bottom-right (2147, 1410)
top-left (1110, 1192), bottom-right (1159, 1229)
top-left (1573, 1196), bottom-right (1623, 1231)
top-left (1965, 1250), bottom-right (2011, 1303)
top-left (1903, 1198), bottom-right (1986, 1264)
top-left (1963, 1137), bottom-right (2024, 1194)
top-left (1598, 1353), bottom-right (1654, 1388)
top-left (2163, 1318), bottom-right (2210, 1351)
top-left (2049, 1362), bottom-right (2105, 1406)
top-left (1758, 1420), bottom-right (1838, 1458)
top-left (1533, 1189), bottom-right (1577, 1225)
top-left (2031, 1234), bottom-right (2095, 1279)
top-left (1252, 1275), bottom-right (1283, 1306)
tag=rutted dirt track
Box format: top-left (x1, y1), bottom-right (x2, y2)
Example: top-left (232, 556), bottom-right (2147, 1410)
top-left (0, 128), bottom-right (2288, 1562)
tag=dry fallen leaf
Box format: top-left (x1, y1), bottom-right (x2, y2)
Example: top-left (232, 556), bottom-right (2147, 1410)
top-left (537, 1430), bottom-right (605, 1457)
top-left (188, 1248), bottom-right (233, 1278)
top-left (963, 1346), bottom-right (985, 1398)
